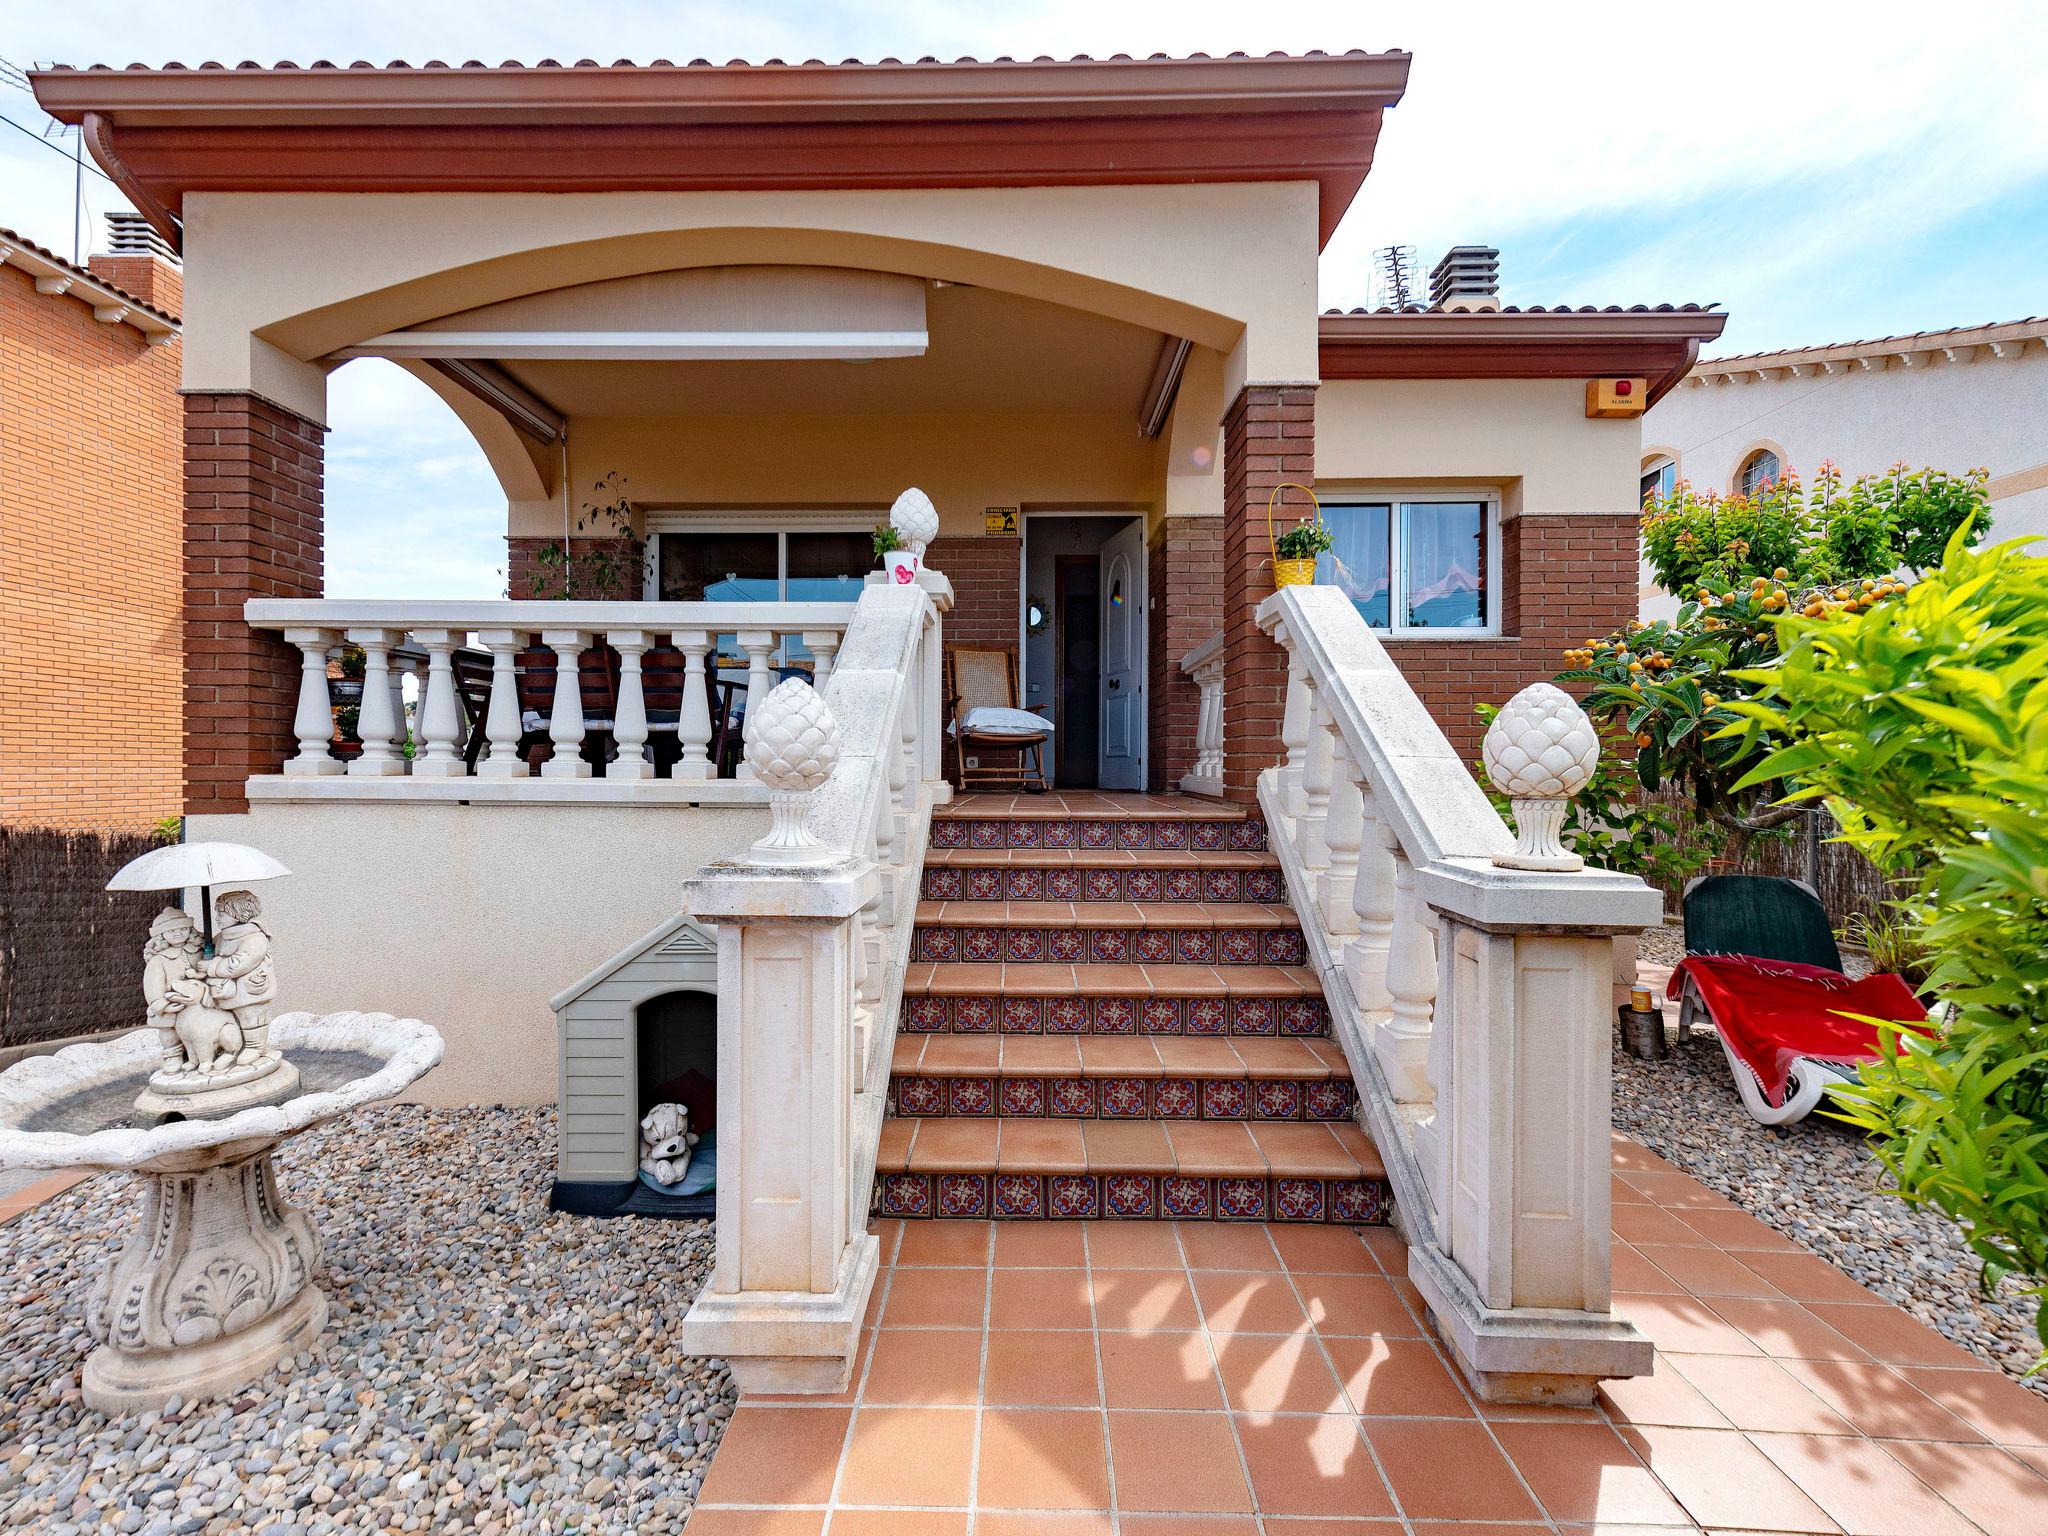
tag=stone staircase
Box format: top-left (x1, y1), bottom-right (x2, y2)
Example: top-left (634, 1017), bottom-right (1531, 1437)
top-left (874, 793), bottom-right (1389, 1223)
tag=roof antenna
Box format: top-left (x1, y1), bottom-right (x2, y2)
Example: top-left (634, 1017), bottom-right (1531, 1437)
top-left (1373, 244), bottom-right (1419, 309)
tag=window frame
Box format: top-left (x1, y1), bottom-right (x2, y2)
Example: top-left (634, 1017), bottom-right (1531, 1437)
top-left (1313, 489), bottom-right (1503, 639)
top-left (643, 513), bottom-right (876, 603)
top-left (1735, 447), bottom-right (1783, 498)
top-left (1641, 456), bottom-right (1677, 505)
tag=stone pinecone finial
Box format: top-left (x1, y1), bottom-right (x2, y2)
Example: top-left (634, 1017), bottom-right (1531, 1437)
top-left (746, 679), bottom-right (842, 865)
top-left (1482, 682), bottom-right (1599, 871)
top-left (889, 487), bottom-right (940, 560)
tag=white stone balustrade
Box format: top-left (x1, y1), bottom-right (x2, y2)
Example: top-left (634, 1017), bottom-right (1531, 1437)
top-left (1254, 584), bottom-right (1662, 1408)
top-left (246, 601), bottom-right (856, 804)
top-left (1178, 632), bottom-right (1226, 797)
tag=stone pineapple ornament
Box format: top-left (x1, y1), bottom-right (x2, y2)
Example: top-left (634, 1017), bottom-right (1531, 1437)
top-left (745, 679), bottom-right (843, 865)
top-left (1482, 682), bottom-right (1599, 871)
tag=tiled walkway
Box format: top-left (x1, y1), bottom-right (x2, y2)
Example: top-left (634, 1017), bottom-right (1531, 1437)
top-left (686, 1135), bottom-right (2048, 1534)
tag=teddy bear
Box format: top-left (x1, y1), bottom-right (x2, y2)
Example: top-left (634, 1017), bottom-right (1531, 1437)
top-left (638, 1102), bottom-right (700, 1187)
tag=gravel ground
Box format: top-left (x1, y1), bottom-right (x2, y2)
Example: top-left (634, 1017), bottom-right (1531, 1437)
top-left (0, 1105), bottom-right (735, 1535)
top-left (1614, 1018), bottom-right (2046, 1393)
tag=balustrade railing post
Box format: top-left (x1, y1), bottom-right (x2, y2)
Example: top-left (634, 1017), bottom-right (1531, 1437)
top-left (540, 628), bottom-right (590, 780)
top-left (390, 649), bottom-right (419, 757)
top-left (609, 629), bottom-right (653, 781)
top-left (1320, 746), bottom-right (1364, 936)
top-left (473, 629), bottom-right (530, 779)
top-left (1199, 664), bottom-right (1225, 784)
top-left (343, 627), bottom-right (405, 777)
top-left (1347, 797), bottom-right (1397, 1016)
top-left (735, 629), bottom-right (776, 781)
top-left (672, 629), bottom-right (715, 781)
top-left (1296, 683), bottom-right (1334, 870)
top-left (803, 629), bottom-right (840, 696)
top-left (1377, 840), bottom-right (1438, 1104)
top-left (1278, 625), bottom-right (1308, 816)
top-left (282, 627), bottom-right (344, 776)
top-left (408, 628), bottom-right (467, 779)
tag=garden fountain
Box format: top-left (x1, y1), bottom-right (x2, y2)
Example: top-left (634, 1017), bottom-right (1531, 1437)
top-left (0, 843), bottom-right (442, 1413)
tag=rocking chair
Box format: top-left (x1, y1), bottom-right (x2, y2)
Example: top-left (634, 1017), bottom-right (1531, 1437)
top-left (945, 645), bottom-right (1053, 792)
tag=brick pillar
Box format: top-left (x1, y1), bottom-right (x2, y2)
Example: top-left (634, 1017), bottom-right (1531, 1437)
top-left (184, 393), bottom-right (325, 815)
top-left (1148, 515), bottom-right (1224, 793)
top-left (1220, 384), bottom-right (1315, 803)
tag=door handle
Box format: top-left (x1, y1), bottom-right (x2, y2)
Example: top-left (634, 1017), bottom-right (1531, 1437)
top-left (1108, 679), bottom-right (1120, 691)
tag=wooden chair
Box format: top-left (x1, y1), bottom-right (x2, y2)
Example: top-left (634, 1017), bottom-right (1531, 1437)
top-left (945, 645), bottom-right (1052, 793)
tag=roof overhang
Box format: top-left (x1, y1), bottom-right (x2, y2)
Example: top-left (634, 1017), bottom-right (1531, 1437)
top-left (0, 227), bottom-right (180, 341)
top-left (32, 52), bottom-right (1411, 256)
top-left (1317, 306), bottom-right (1728, 405)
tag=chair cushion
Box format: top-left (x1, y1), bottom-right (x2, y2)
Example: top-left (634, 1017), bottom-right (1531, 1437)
top-left (956, 706), bottom-right (1054, 739)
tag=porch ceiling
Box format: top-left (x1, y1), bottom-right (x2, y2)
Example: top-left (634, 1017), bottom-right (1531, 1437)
top-left (489, 283), bottom-right (1166, 418)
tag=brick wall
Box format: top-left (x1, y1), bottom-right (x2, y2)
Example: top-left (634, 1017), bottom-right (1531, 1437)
top-left (85, 254), bottom-right (182, 321)
top-left (927, 534), bottom-right (1021, 652)
top-left (0, 262), bottom-right (184, 830)
top-left (1383, 513), bottom-right (1639, 761)
top-left (184, 393), bottom-right (326, 815)
top-left (1147, 515), bottom-right (1225, 793)
top-left (1219, 385), bottom-right (1316, 803)
top-left (506, 534), bottom-right (647, 601)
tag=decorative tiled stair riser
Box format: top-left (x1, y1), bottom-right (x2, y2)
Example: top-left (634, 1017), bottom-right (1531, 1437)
top-left (877, 1171), bottom-right (1389, 1224)
top-left (912, 925), bottom-right (1307, 967)
top-left (899, 993), bottom-right (1331, 1036)
top-left (891, 1074), bottom-right (1358, 1120)
top-left (928, 816), bottom-right (1269, 852)
top-left (923, 865), bottom-right (1286, 904)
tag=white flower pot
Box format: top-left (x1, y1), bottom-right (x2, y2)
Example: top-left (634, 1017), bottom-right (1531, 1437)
top-left (882, 550), bottom-right (921, 586)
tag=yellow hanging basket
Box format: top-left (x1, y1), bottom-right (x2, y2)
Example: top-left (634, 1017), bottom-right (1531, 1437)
top-left (1267, 482), bottom-right (1324, 589)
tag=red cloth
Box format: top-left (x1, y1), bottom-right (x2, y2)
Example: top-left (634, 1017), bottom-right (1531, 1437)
top-left (1667, 954), bottom-right (1928, 1106)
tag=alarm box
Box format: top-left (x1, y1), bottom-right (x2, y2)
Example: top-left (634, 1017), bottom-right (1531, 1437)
top-left (1586, 377), bottom-right (1649, 418)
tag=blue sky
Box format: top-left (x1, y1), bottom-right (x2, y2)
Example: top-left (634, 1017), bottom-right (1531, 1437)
top-left (6, 1), bottom-right (2046, 596)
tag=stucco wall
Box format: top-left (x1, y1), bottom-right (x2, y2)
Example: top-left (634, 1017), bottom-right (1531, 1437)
top-left (187, 802), bottom-right (765, 1105)
top-left (1641, 346), bottom-right (2048, 615)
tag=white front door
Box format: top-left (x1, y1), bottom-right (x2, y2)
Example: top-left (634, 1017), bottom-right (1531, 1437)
top-left (1098, 519), bottom-right (1146, 790)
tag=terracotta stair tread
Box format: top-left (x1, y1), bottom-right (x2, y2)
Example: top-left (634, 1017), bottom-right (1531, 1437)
top-left (925, 847), bottom-right (1279, 869)
top-left (905, 961), bottom-right (1322, 998)
top-left (934, 792), bottom-right (1248, 822)
top-left (881, 1115), bottom-right (1383, 1181)
top-left (914, 900), bottom-right (1298, 930)
top-left (891, 1035), bottom-right (1344, 1081)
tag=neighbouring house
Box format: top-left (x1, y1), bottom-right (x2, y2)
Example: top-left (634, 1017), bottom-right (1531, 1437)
top-left (1640, 316), bottom-right (2048, 616)
top-left (34, 50), bottom-right (1720, 1403)
top-left (0, 215), bottom-right (183, 830)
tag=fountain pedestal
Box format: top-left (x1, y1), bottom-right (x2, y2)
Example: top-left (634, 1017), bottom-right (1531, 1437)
top-left (83, 1145), bottom-right (327, 1412)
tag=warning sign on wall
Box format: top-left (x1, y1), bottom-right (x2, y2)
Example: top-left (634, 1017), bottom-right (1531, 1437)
top-left (984, 507), bottom-right (1020, 537)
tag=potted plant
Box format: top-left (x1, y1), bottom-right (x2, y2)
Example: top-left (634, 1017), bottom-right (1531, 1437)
top-left (1268, 482), bottom-right (1332, 588)
top-left (874, 522), bottom-right (918, 586)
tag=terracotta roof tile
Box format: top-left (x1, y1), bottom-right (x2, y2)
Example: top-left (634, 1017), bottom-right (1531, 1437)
top-left (48, 49), bottom-right (1406, 74)
top-left (0, 223), bottom-right (179, 327)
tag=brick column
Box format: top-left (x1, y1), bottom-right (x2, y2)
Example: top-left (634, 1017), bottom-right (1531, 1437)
top-left (184, 393), bottom-right (325, 815)
top-left (1220, 384), bottom-right (1315, 803)
top-left (1148, 515), bottom-right (1224, 793)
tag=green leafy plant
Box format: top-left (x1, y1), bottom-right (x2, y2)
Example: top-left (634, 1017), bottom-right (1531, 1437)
top-left (527, 472), bottom-right (647, 599)
top-left (1725, 528), bottom-right (2048, 1354)
top-left (1274, 520), bottom-right (1335, 561)
top-left (1840, 909), bottom-right (1933, 990)
top-left (1475, 703), bottom-right (1722, 889)
top-left (151, 815), bottom-right (182, 846)
top-left (872, 523), bottom-right (904, 560)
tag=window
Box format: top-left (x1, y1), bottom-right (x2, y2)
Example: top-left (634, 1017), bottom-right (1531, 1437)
top-left (1737, 449), bottom-right (1782, 497)
top-left (1641, 458), bottom-right (1676, 505)
top-left (656, 528), bottom-right (869, 602)
top-left (1316, 499), bottom-right (1495, 633)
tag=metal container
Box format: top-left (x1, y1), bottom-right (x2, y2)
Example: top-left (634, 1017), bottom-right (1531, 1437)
top-left (1618, 987), bottom-right (1667, 1060)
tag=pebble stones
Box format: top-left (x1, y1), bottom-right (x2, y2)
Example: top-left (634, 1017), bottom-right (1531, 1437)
top-left (1614, 1006), bottom-right (2047, 1395)
top-left (0, 1105), bottom-right (737, 1534)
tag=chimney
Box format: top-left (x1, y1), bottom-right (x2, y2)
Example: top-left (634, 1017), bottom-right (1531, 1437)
top-left (1428, 245), bottom-right (1500, 312)
top-left (86, 211), bottom-right (182, 320)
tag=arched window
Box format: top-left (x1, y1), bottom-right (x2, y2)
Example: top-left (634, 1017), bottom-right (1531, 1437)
top-left (1640, 456), bottom-right (1676, 505)
top-left (1737, 448), bottom-right (1782, 497)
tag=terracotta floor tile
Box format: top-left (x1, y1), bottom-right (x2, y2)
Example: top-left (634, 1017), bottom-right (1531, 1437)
top-left (1896, 1365), bottom-right (2048, 1447)
top-left (1609, 1134), bottom-right (1681, 1174)
top-left (1084, 1221), bottom-right (1185, 1269)
top-left (1491, 1421), bottom-right (1692, 1527)
top-left (882, 1267), bottom-right (991, 1330)
top-left (984, 1329), bottom-right (1103, 1407)
top-left (1000, 1036), bottom-right (1083, 1076)
top-left (892, 1035), bottom-right (927, 1072)
top-left (1091, 1268), bottom-right (1200, 1334)
top-left (1611, 1203), bottom-right (1715, 1247)
top-left (1404, 1525), bottom-right (1554, 1536)
top-left (1081, 1120), bottom-right (1173, 1172)
top-left (1881, 1439), bottom-right (2048, 1534)
top-left (1324, 1122), bottom-right (1385, 1179)
top-left (1293, 1274), bottom-right (1424, 1337)
top-left (1803, 1301), bottom-right (1992, 1371)
top-left (1705, 1298), bottom-right (1875, 1363)
top-left (1228, 1037), bottom-right (1328, 1078)
top-left (876, 1119), bottom-right (916, 1173)
top-left (1776, 1358), bottom-right (1986, 1444)
top-left (1734, 1248), bottom-right (1885, 1305)
top-left (1107, 1410), bottom-right (1255, 1513)
top-left (1178, 1225), bottom-right (1281, 1275)
top-left (1637, 1242), bottom-right (1789, 1298)
top-left (825, 1514), bottom-right (967, 1536)
top-left (1610, 1243), bottom-right (1685, 1295)
top-left (1664, 1354), bottom-right (1855, 1435)
top-left (1672, 1207), bottom-right (1803, 1252)
top-left (1597, 1355), bottom-right (1732, 1430)
top-left (1751, 1431), bottom-right (1980, 1536)
top-left (1164, 1123), bottom-right (1266, 1179)
top-left (974, 1513), bottom-right (1113, 1536)
top-left (976, 1407), bottom-right (1111, 1511)
top-left (1141, 964), bottom-right (1227, 995)
top-left (897, 1220), bottom-right (994, 1268)
top-left (999, 1120), bottom-right (1088, 1174)
top-left (677, 1512), bottom-right (826, 1535)
top-left (926, 963), bottom-right (1006, 995)
top-left (1192, 1271), bottom-right (1308, 1334)
top-left (1611, 1293), bottom-right (1763, 1357)
top-left (835, 1405), bottom-right (977, 1506)
top-left (1002, 963), bottom-right (1079, 993)
top-left (1248, 1123), bottom-right (1358, 1179)
top-left (1616, 1424), bottom-right (1836, 1532)
top-left (1073, 964), bottom-right (1153, 996)
top-left (1162, 1038), bottom-right (1253, 1077)
top-left (995, 1222), bottom-right (1088, 1268)
top-left (989, 1267), bottom-right (1095, 1331)
top-left (1620, 1169), bottom-right (1745, 1211)
top-left (1209, 1330), bottom-right (1350, 1416)
top-left (1114, 1518), bottom-right (1262, 1534)
top-left (694, 1405), bottom-right (852, 1506)
top-left (1098, 1330), bottom-right (1226, 1410)
top-left (1363, 1419), bottom-right (1542, 1523)
top-left (1267, 1223), bottom-right (1377, 1274)
top-left (1077, 1037), bottom-right (1165, 1077)
top-left (862, 1327), bottom-right (983, 1406)
top-left (907, 1117), bottom-right (1002, 1173)
top-left (1611, 1171), bottom-right (1656, 1205)
top-left (1234, 1413), bottom-right (1397, 1517)
top-left (1323, 1335), bottom-right (1474, 1418)
top-left (1355, 1225), bottom-right (1408, 1275)
top-left (921, 1035), bottom-right (1004, 1075)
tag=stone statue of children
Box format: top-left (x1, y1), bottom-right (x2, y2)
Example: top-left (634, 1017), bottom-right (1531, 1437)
top-left (197, 889), bottom-right (278, 1066)
top-left (142, 906), bottom-right (242, 1075)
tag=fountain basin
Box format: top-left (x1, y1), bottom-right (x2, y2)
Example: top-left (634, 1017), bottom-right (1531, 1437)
top-left (0, 1010), bottom-right (442, 1413)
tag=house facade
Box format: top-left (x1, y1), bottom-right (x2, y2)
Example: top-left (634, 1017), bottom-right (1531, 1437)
top-left (0, 221), bottom-right (183, 830)
top-left (36, 50), bottom-right (1717, 1402)
top-left (1640, 316), bottom-right (2048, 616)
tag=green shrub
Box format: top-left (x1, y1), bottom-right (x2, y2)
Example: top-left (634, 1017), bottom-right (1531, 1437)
top-left (1727, 530), bottom-right (2048, 1353)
